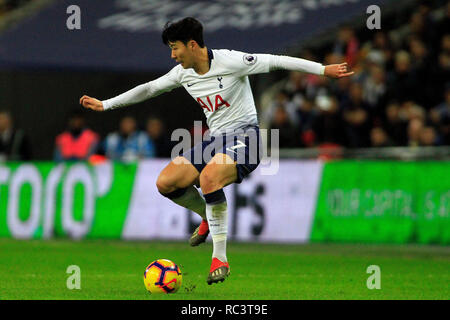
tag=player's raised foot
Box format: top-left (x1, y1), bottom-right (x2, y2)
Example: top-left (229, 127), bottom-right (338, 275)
top-left (207, 257), bottom-right (230, 285)
top-left (189, 219), bottom-right (209, 247)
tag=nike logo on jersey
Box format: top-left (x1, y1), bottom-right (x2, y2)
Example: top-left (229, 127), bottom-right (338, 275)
top-left (226, 140), bottom-right (246, 154)
top-left (187, 83), bottom-right (196, 87)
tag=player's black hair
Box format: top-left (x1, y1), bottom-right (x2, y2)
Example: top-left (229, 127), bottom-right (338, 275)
top-left (162, 17), bottom-right (205, 48)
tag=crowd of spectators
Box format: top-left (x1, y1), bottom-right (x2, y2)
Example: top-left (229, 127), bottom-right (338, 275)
top-left (52, 112), bottom-right (175, 163)
top-left (264, 0), bottom-right (450, 149)
top-left (0, 111), bottom-right (31, 161)
top-left (0, 110), bottom-right (178, 162)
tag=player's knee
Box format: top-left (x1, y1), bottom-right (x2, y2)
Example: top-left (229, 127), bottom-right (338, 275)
top-left (200, 166), bottom-right (232, 194)
top-left (199, 169), bottom-right (218, 194)
top-left (156, 173), bottom-right (175, 194)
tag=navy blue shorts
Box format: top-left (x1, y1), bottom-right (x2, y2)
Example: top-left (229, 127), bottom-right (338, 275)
top-left (181, 125), bottom-right (262, 184)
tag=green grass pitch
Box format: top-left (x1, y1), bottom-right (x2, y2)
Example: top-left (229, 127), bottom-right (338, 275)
top-left (0, 239), bottom-right (448, 300)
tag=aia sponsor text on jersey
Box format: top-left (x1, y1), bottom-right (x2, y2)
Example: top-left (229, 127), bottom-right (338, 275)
top-left (196, 94), bottom-right (230, 112)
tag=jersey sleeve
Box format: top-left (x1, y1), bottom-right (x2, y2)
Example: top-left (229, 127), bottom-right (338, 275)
top-left (102, 66), bottom-right (182, 110)
top-left (220, 50), bottom-right (272, 77)
top-left (219, 49), bottom-right (325, 77)
top-left (268, 55), bottom-right (325, 75)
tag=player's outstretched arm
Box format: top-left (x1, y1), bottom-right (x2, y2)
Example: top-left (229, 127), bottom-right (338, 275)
top-left (80, 95), bottom-right (104, 112)
top-left (259, 54), bottom-right (354, 78)
top-left (323, 62), bottom-right (354, 78)
top-left (80, 69), bottom-right (182, 112)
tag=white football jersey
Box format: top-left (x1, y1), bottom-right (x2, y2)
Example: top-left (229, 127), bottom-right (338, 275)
top-left (147, 49), bottom-right (270, 135)
top-left (102, 49), bottom-right (324, 135)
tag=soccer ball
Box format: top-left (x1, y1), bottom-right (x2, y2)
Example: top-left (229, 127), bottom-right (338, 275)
top-left (143, 259), bottom-right (182, 294)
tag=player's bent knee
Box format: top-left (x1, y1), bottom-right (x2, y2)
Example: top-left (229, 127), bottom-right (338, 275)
top-left (200, 165), bottom-right (237, 194)
top-left (157, 158), bottom-right (200, 194)
top-left (199, 170), bottom-right (216, 192)
top-left (156, 173), bottom-right (175, 194)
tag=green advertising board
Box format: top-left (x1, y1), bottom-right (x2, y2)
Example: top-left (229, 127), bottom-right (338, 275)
top-left (311, 161), bottom-right (450, 244)
top-left (0, 162), bottom-right (136, 239)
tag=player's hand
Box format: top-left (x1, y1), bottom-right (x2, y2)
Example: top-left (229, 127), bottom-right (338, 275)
top-left (324, 63), bottom-right (355, 78)
top-left (79, 95), bottom-right (104, 111)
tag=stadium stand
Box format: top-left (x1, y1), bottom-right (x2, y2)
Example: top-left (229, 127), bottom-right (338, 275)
top-left (261, 0), bottom-right (450, 150)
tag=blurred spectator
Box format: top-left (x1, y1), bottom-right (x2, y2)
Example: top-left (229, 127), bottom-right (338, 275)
top-left (269, 106), bottom-right (300, 148)
top-left (312, 96), bottom-right (345, 146)
top-left (430, 84), bottom-right (450, 145)
top-left (427, 34), bottom-right (450, 106)
top-left (382, 102), bottom-right (408, 146)
top-left (362, 65), bottom-right (387, 118)
top-left (104, 116), bottom-right (152, 162)
top-left (263, 90), bottom-right (298, 127)
top-left (407, 118), bottom-right (425, 147)
top-left (295, 98), bottom-right (317, 133)
top-left (409, 37), bottom-right (429, 69)
top-left (442, 34), bottom-right (450, 55)
top-left (419, 126), bottom-right (438, 146)
top-left (145, 116), bottom-right (173, 158)
top-left (415, 1), bottom-right (438, 47)
top-left (54, 111), bottom-right (99, 162)
top-left (369, 31), bottom-right (394, 69)
top-left (304, 72), bottom-right (332, 100)
top-left (370, 127), bottom-right (393, 147)
top-left (386, 51), bottom-right (421, 103)
top-left (284, 71), bottom-right (308, 107)
top-left (332, 26), bottom-right (360, 68)
top-left (408, 37), bottom-right (433, 106)
top-left (284, 71), bottom-right (306, 97)
top-left (398, 100), bottom-right (426, 123)
top-left (341, 82), bottom-right (372, 148)
top-left (331, 75), bottom-right (352, 106)
top-left (0, 111), bottom-right (31, 161)
top-left (436, 2), bottom-right (450, 43)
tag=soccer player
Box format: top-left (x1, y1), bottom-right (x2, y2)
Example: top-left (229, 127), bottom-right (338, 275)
top-left (80, 17), bottom-right (354, 285)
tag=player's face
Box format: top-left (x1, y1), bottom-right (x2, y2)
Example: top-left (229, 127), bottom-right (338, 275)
top-left (168, 41), bottom-right (193, 69)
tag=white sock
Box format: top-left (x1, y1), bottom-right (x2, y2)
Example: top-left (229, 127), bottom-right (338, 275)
top-left (206, 201), bottom-right (228, 262)
top-left (171, 185), bottom-right (206, 220)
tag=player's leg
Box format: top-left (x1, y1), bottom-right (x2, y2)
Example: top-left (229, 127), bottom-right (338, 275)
top-left (200, 153), bottom-right (237, 284)
top-left (156, 156), bottom-right (207, 223)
